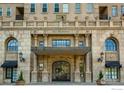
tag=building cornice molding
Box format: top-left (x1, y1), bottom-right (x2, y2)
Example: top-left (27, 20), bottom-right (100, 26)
top-left (0, 27), bottom-right (124, 31)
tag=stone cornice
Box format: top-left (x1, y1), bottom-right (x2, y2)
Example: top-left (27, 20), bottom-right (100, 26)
top-left (0, 26), bottom-right (124, 31)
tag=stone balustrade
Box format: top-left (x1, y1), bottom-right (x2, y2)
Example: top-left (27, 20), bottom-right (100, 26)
top-left (0, 20), bottom-right (124, 28)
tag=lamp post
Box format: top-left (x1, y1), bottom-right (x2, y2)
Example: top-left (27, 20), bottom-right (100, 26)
top-left (19, 52), bottom-right (25, 62)
top-left (97, 52), bottom-right (104, 62)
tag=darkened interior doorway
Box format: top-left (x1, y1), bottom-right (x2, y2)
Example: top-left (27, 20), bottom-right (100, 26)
top-left (52, 61), bottom-right (70, 81)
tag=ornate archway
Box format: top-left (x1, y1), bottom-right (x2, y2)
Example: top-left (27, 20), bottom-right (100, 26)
top-left (52, 61), bottom-right (70, 81)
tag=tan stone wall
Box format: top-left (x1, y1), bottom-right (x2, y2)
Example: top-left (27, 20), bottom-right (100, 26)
top-left (92, 29), bottom-right (124, 82)
top-left (0, 30), bottom-right (31, 84)
top-left (0, 3), bottom-right (124, 84)
top-left (24, 3), bottom-right (124, 21)
top-left (0, 3), bottom-right (123, 21)
top-left (17, 30), bottom-right (31, 84)
top-left (0, 3), bottom-right (24, 20)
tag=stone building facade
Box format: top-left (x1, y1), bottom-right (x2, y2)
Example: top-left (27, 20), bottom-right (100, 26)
top-left (0, 3), bottom-right (124, 84)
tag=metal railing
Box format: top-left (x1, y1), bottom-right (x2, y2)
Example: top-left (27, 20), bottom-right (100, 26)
top-left (99, 15), bottom-right (108, 20)
top-left (16, 15), bottom-right (24, 20)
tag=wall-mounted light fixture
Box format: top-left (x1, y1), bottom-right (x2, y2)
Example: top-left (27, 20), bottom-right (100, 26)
top-left (39, 63), bottom-right (43, 70)
top-left (97, 52), bottom-right (104, 62)
top-left (19, 52), bottom-right (25, 62)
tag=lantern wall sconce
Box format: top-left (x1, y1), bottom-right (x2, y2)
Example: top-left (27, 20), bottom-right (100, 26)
top-left (19, 52), bottom-right (25, 62)
top-left (97, 52), bottom-right (104, 62)
top-left (39, 63), bottom-right (43, 70)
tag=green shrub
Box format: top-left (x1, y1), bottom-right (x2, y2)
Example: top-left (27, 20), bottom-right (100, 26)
top-left (98, 71), bottom-right (103, 80)
top-left (18, 71), bottom-right (24, 81)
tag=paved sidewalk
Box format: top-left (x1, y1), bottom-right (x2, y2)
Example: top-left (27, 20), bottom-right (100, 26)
top-left (1, 82), bottom-right (124, 85)
top-left (29, 82), bottom-right (96, 85)
top-left (29, 82), bottom-right (124, 85)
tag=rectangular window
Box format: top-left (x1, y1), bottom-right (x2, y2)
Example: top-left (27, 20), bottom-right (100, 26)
top-left (30, 3), bottom-right (35, 13)
top-left (7, 8), bottom-right (11, 16)
top-left (75, 3), bottom-right (81, 13)
top-left (52, 40), bottom-right (71, 47)
top-left (6, 68), bottom-right (11, 79)
top-left (105, 67), bottom-right (118, 80)
top-left (12, 68), bottom-right (17, 82)
top-left (86, 3), bottom-right (93, 13)
top-left (0, 8), bottom-right (2, 16)
top-left (121, 6), bottom-right (124, 16)
top-left (42, 3), bottom-right (48, 12)
top-left (39, 41), bottom-right (44, 47)
top-left (79, 41), bottom-right (85, 47)
top-left (112, 6), bottom-right (117, 16)
top-left (63, 4), bottom-right (69, 13)
top-left (54, 3), bottom-right (59, 13)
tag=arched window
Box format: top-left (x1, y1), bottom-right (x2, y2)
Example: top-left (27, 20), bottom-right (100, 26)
top-left (105, 38), bottom-right (120, 80)
top-left (7, 39), bottom-right (18, 51)
top-left (105, 39), bottom-right (117, 51)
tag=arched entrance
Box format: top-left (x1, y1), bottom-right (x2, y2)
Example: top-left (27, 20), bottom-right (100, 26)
top-left (52, 61), bottom-right (70, 81)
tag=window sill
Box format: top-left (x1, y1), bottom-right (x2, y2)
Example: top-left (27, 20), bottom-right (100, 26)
top-left (41, 12), bottom-right (48, 14)
top-left (53, 12), bottom-right (69, 14)
top-left (75, 12), bottom-right (81, 14)
top-left (86, 12), bottom-right (93, 14)
top-left (53, 12), bottom-right (60, 14)
top-left (105, 51), bottom-right (118, 53)
top-left (6, 16), bottom-right (12, 18)
top-left (112, 15), bottom-right (118, 17)
top-left (30, 12), bottom-right (35, 14)
top-left (62, 12), bottom-right (69, 14)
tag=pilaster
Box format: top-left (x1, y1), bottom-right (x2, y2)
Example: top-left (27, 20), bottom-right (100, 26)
top-left (74, 56), bottom-right (81, 82)
top-left (85, 34), bottom-right (92, 82)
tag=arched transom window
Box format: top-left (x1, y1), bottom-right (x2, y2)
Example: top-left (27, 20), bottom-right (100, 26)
top-left (7, 39), bottom-right (18, 51)
top-left (105, 39), bottom-right (117, 51)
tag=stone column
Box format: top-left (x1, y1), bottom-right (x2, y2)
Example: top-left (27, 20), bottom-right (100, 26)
top-left (59, 21), bottom-right (63, 27)
top-left (42, 56), bottom-right (49, 82)
top-left (23, 21), bottom-right (26, 27)
top-left (85, 34), bottom-right (91, 82)
top-left (110, 20), bottom-right (113, 27)
top-left (34, 35), bottom-right (38, 47)
top-left (10, 21), bottom-right (13, 27)
top-left (75, 34), bottom-right (79, 47)
top-left (75, 17), bottom-right (78, 27)
top-left (44, 35), bottom-right (48, 47)
top-left (44, 17), bottom-right (48, 27)
top-left (74, 56), bottom-right (81, 82)
top-left (31, 53), bottom-right (38, 83)
top-left (0, 21), bottom-right (2, 27)
top-left (122, 20), bottom-right (124, 27)
top-left (0, 68), bottom-right (3, 84)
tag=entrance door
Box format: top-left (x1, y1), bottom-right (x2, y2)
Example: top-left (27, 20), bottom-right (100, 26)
top-left (52, 61), bottom-right (70, 81)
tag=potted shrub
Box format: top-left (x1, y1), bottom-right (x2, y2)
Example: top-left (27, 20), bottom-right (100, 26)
top-left (16, 71), bottom-right (25, 85)
top-left (96, 71), bottom-right (105, 85)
